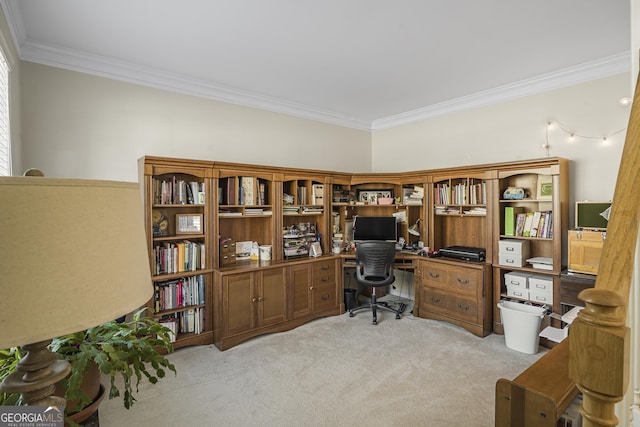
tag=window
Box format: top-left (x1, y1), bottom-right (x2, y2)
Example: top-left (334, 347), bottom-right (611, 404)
top-left (0, 48), bottom-right (9, 176)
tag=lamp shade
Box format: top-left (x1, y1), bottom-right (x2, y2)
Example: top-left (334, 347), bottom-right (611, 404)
top-left (0, 177), bottom-right (153, 349)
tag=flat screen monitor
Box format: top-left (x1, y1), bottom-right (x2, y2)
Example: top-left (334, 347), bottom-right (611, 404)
top-left (353, 216), bottom-right (397, 242)
top-left (575, 201), bottom-right (611, 231)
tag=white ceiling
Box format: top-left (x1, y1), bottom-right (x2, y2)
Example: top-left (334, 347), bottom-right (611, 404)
top-left (0, 0), bottom-right (631, 130)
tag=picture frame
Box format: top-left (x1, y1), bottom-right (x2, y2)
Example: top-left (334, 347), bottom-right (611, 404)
top-left (536, 175), bottom-right (553, 201)
top-left (175, 213), bottom-right (204, 234)
top-left (357, 189), bottom-right (393, 204)
top-left (309, 241), bottom-right (323, 257)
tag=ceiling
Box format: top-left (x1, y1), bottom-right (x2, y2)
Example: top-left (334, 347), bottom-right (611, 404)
top-left (0, 0), bottom-right (631, 130)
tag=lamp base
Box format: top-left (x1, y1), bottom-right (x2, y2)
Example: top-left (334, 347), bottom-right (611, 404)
top-left (0, 340), bottom-right (71, 407)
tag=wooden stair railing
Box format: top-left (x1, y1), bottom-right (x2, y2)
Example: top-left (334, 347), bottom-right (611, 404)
top-left (496, 73), bottom-right (640, 427)
top-left (567, 73), bottom-right (640, 426)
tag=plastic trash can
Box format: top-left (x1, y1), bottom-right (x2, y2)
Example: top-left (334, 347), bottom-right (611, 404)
top-left (497, 300), bottom-right (546, 354)
top-left (344, 288), bottom-right (358, 311)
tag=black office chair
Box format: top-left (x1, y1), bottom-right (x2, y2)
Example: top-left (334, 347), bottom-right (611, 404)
top-left (349, 241), bottom-right (405, 325)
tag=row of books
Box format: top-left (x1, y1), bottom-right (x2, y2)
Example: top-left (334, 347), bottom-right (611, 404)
top-left (158, 307), bottom-right (206, 340)
top-left (154, 275), bottom-right (206, 311)
top-left (220, 177), bottom-right (268, 205)
top-left (433, 182), bottom-right (486, 205)
top-left (153, 177), bottom-right (205, 205)
top-left (153, 240), bottom-right (205, 275)
top-left (403, 186), bottom-right (424, 205)
top-left (505, 208), bottom-right (553, 238)
top-left (296, 184), bottom-right (324, 205)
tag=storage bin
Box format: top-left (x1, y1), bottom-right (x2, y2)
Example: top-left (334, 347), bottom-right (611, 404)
top-left (499, 254), bottom-right (527, 268)
top-left (528, 275), bottom-right (553, 293)
top-left (506, 286), bottom-right (529, 299)
top-left (529, 290), bottom-right (553, 304)
top-left (499, 239), bottom-right (531, 257)
top-left (504, 271), bottom-right (530, 290)
top-left (498, 300), bottom-right (546, 354)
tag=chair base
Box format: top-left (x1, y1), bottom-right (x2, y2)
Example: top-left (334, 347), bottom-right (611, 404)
top-left (349, 293), bottom-right (406, 325)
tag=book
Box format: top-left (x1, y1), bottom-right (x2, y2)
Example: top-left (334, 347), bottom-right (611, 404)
top-left (504, 206), bottom-right (524, 236)
top-left (514, 213), bottom-right (527, 237)
top-left (241, 177), bottom-right (254, 205)
top-left (529, 211), bottom-right (542, 237)
top-left (522, 212), bottom-right (535, 237)
top-left (312, 184), bottom-right (324, 205)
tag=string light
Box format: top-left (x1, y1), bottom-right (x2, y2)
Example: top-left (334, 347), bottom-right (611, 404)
top-left (544, 120), bottom-right (626, 154)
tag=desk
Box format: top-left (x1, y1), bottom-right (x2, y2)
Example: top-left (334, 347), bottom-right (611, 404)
top-left (340, 251), bottom-right (421, 270)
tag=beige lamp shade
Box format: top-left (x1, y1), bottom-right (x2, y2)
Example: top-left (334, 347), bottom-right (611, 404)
top-left (0, 177), bottom-right (153, 349)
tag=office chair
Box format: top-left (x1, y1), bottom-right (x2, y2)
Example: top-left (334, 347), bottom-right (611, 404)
top-left (349, 241), bottom-right (405, 325)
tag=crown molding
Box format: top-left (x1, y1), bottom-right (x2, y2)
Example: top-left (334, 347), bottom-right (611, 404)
top-left (371, 52), bottom-right (630, 131)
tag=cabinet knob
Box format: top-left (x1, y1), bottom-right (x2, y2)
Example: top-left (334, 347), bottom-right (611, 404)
top-left (252, 297), bottom-right (258, 303)
top-left (309, 286), bottom-right (314, 291)
top-left (258, 297), bottom-right (264, 302)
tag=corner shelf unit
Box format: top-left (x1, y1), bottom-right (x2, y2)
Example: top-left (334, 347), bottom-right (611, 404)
top-left (491, 158), bottom-right (569, 334)
top-left (139, 156), bottom-right (215, 349)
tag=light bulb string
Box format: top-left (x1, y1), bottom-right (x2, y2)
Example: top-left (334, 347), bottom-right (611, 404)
top-left (547, 120), bottom-right (626, 141)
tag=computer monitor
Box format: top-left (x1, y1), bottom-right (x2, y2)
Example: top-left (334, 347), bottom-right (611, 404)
top-left (353, 216), bottom-right (397, 242)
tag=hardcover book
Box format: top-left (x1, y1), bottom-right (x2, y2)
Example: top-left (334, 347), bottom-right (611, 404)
top-left (504, 206), bottom-right (525, 236)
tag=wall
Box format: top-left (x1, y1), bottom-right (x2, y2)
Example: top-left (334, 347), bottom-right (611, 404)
top-left (372, 73), bottom-right (630, 208)
top-left (20, 62), bottom-right (372, 182)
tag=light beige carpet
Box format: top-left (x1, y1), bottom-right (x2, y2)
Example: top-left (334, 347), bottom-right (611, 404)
top-left (99, 303), bottom-right (544, 427)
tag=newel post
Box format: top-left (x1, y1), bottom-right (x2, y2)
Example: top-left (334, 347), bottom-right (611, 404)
top-left (569, 288), bottom-right (629, 427)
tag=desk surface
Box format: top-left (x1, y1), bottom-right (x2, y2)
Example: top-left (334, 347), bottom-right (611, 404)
top-left (340, 251), bottom-right (421, 269)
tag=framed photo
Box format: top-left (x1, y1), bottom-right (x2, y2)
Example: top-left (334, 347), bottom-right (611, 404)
top-left (537, 175), bottom-right (553, 200)
top-left (357, 189), bottom-right (393, 204)
top-left (309, 242), bottom-right (323, 257)
top-left (175, 213), bottom-right (204, 234)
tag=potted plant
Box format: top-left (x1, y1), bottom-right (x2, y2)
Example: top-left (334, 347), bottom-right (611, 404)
top-left (1, 308), bottom-right (177, 423)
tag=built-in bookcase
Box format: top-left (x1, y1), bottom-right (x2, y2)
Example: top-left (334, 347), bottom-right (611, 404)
top-left (139, 156), bottom-right (214, 349)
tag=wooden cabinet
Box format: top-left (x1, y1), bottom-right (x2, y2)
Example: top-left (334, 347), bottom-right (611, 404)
top-left (415, 258), bottom-right (492, 337)
top-left (214, 258), bottom-right (340, 350)
top-left (219, 267), bottom-right (287, 338)
top-left (138, 156), bottom-right (215, 349)
top-left (289, 258), bottom-right (339, 319)
top-left (491, 158), bottom-right (569, 334)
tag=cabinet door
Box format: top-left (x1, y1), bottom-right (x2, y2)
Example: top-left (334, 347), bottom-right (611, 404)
top-left (222, 272), bottom-right (254, 336)
top-left (289, 263), bottom-right (312, 319)
top-left (258, 268), bottom-right (288, 327)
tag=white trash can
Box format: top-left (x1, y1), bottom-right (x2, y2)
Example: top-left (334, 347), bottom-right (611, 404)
top-left (497, 300), bottom-right (546, 354)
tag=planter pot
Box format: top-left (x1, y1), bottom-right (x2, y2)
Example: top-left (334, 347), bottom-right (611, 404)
top-left (66, 384), bottom-right (105, 427)
top-left (54, 362), bottom-right (102, 417)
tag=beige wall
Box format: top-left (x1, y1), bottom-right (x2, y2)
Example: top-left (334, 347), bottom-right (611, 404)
top-left (372, 73), bottom-right (630, 205)
top-left (20, 62), bottom-right (371, 181)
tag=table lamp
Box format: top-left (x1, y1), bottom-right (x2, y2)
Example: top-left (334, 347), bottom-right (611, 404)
top-left (408, 218), bottom-right (421, 236)
top-left (0, 174), bottom-right (153, 409)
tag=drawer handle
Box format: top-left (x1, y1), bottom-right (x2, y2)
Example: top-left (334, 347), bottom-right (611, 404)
top-left (321, 294), bottom-right (330, 301)
top-left (457, 278), bottom-right (469, 285)
top-left (320, 265), bottom-right (329, 270)
top-left (429, 272), bottom-right (440, 279)
top-left (430, 297), bottom-right (441, 303)
top-left (506, 247), bottom-right (515, 252)
top-left (457, 304), bottom-right (470, 311)
top-left (321, 276), bottom-right (329, 282)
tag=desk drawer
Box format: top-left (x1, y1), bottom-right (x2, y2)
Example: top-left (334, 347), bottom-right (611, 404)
top-left (312, 283), bottom-right (337, 312)
top-left (421, 287), bottom-right (478, 324)
top-left (312, 260), bottom-right (336, 286)
top-left (421, 263), bottom-right (480, 296)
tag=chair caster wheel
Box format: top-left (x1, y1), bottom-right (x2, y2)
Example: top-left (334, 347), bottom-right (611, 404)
top-left (372, 320), bottom-right (377, 325)
top-left (349, 312), bottom-right (354, 317)
top-left (396, 314), bottom-right (401, 319)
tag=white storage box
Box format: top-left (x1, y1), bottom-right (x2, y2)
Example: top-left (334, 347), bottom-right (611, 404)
top-left (499, 239), bottom-right (531, 257)
top-left (499, 254), bottom-right (527, 268)
top-left (528, 275), bottom-right (553, 294)
top-left (498, 239), bottom-right (530, 267)
top-left (503, 271), bottom-right (530, 290)
top-left (529, 289), bottom-right (553, 304)
top-left (506, 286), bottom-right (529, 300)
